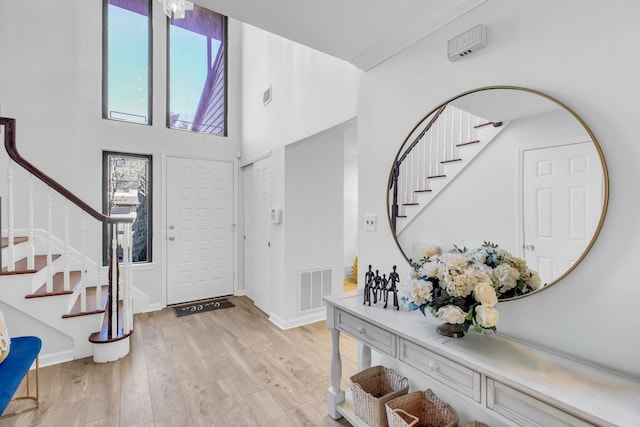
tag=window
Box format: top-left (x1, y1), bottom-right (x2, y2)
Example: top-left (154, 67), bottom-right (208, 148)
top-left (168, 5), bottom-right (227, 136)
top-left (103, 152), bottom-right (152, 264)
top-left (103, 0), bottom-right (152, 124)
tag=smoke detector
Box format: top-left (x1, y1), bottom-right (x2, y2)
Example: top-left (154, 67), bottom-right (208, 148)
top-left (448, 25), bottom-right (487, 61)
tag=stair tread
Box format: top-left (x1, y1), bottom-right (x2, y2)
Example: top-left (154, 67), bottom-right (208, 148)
top-left (1, 236), bottom-right (28, 248)
top-left (441, 158), bottom-right (462, 164)
top-left (26, 270), bottom-right (82, 298)
top-left (1, 254), bottom-right (61, 275)
top-left (89, 301), bottom-right (132, 343)
top-left (457, 139), bottom-right (480, 147)
top-left (63, 286), bottom-right (109, 318)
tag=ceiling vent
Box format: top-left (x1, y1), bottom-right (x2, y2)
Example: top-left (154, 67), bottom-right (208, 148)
top-left (448, 24), bottom-right (487, 61)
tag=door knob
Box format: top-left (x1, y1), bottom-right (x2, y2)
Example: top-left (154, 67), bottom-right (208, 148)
top-left (168, 225), bottom-right (175, 230)
top-left (168, 236), bottom-right (175, 241)
top-left (525, 244), bottom-right (535, 251)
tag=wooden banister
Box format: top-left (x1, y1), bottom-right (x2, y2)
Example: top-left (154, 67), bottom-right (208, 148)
top-left (0, 117), bottom-right (132, 225)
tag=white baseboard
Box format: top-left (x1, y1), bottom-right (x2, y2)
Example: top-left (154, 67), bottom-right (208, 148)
top-left (39, 349), bottom-right (75, 368)
top-left (234, 290), bottom-right (246, 296)
top-left (269, 310), bottom-right (326, 330)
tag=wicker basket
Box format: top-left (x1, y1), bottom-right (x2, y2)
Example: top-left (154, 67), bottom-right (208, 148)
top-left (385, 389), bottom-right (459, 427)
top-left (463, 422), bottom-right (489, 427)
top-left (350, 365), bottom-right (410, 427)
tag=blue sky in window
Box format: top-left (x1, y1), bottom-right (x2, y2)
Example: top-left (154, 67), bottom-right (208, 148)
top-left (108, 5), bottom-right (149, 122)
top-left (170, 25), bottom-right (221, 124)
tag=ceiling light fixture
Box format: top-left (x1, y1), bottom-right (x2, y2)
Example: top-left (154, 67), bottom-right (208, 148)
top-left (158, 0), bottom-right (194, 19)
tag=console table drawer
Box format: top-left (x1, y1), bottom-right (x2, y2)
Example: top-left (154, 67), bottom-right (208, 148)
top-left (486, 379), bottom-right (595, 427)
top-left (335, 310), bottom-right (396, 356)
top-left (399, 338), bottom-right (480, 402)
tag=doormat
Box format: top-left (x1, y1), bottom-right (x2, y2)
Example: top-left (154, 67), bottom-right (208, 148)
top-left (172, 298), bottom-right (235, 317)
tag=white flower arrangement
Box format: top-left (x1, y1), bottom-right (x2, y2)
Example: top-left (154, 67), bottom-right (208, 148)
top-left (402, 241), bottom-right (543, 334)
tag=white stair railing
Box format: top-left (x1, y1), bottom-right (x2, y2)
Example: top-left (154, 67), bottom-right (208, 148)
top-left (1, 116), bottom-right (134, 351)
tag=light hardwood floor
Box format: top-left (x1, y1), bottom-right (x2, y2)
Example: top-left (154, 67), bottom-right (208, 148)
top-left (1, 296), bottom-right (358, 427)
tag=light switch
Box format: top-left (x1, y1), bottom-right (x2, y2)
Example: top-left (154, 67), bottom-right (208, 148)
top-left (364, 213), bottom-right (377, 232)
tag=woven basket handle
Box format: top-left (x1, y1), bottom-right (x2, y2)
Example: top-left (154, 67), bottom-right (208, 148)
top-left (393, 408), bottom-right (419, 427)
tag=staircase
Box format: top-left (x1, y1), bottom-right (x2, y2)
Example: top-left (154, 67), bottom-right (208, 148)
top-left (0, 117), bottom-right (134, 364)
top-left (390, 104), bottom-right (508, 236)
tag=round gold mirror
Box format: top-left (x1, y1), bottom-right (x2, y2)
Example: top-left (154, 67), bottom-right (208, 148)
top-left (387, 86), bottom-right (609, 300)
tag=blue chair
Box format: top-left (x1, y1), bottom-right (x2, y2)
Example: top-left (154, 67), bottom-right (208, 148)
top-left (0, 336), bottom-right (41, 418)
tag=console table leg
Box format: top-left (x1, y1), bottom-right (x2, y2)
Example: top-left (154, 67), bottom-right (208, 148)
top-left (358, 342), bottom-right (372, 371)
top-left (327, 327), bottom-right (345, 419)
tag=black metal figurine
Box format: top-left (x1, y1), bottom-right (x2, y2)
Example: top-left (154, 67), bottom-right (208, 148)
top-left (384, 265), bottom-right (400, 310)
top-left (363, 265), bottom-right (375, 305)
top-left (372, 270), bottom-right (382, 304)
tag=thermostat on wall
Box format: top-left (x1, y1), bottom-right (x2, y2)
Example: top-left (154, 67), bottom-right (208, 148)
top-left (270, 208), bottom-right (282, 224)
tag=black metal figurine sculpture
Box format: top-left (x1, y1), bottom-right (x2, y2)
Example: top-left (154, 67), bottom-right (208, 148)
top-left (363, 265), bottom-right (375, 305)
top-left (384, 265), bottom-right (400, 310)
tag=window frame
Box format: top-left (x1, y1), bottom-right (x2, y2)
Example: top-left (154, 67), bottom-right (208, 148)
top-left (102, 151), bottom-right (153, 265)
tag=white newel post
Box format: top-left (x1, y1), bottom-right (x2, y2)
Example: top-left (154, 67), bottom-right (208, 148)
top-left (110, 223), bottom-right (118, 339)
top-left (121, 222), bottom-right (133, 334)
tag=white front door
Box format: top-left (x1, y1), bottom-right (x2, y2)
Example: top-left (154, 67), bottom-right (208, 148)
top-left (166, 156), bottom-right (234, 305)
top-left (522, 142), bottom-right (603, 284)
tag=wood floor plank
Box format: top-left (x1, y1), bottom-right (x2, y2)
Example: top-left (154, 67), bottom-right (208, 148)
top-left (0, 296), bottom-right (358, 427)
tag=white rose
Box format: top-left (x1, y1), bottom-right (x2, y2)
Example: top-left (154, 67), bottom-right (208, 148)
top-left (524, 269), bottom-right (542, 290)
top-left (474, 282), bottom-right (498, 306)
top-left (442, 252), bottom-right (467, 270)
top-left (475, 305), bottom-right (500, 328)
top-left (436, 305), bottom-right (466, 324)
top-left (494, 263), bottom-right (518, 292)
top-left (419, 261), bottom-right (440, 279)
top-left (405, 278), bottom-right (433, 306)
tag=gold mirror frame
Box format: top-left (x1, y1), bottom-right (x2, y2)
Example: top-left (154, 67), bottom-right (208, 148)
top-left (387, 86), bottom-right (609, 300)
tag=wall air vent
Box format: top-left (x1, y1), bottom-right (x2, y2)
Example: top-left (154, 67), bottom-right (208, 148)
top-left (448, 24), bottom-right (487, 62)
top-left (299, 268), bottom-right (332, 313)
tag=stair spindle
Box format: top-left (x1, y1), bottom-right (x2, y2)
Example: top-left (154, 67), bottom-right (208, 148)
top-left (6, 161), bottom-right (15, 271)
top-left (95, 237), bottom-right (101, 314)
top-left (46, 188), bottom-right (53, 293)
top-left (63, 199), bottom-right (70, 291)
top-left (80, 218), bottom-right (88, 313)
top-left (28, 174), bottom-right (35, 270)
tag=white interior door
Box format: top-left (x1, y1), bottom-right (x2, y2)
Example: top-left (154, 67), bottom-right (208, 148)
top-left (523, 142), bottom-right (603, 284)
top-left (242, 164), bottom-right (255, 302)
top-left (166, 156), bottom-right (234, 305)
top-left (250, 157), bottom-right (271, 313)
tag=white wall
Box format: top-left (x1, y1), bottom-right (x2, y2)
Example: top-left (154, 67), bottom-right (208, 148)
top-left (359, 0), bottom-right (640, 379)
top-left (281, 124), bottom-right (347, 325)
top-left (0, 0), bottom-right (242, 312)
top-left (238, 24), bottom-right (361, 325)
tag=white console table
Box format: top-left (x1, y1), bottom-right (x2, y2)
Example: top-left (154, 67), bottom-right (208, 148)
top-left (325, 291), bottom-right (640, 427)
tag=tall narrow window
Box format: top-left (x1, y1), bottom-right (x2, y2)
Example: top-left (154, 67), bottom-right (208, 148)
top-left (168, 6), bottom-right (226, 136)
top-left (103, 0), bottom-right (152, 124)
top-left (103, 152), bottom-right (152, 264)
